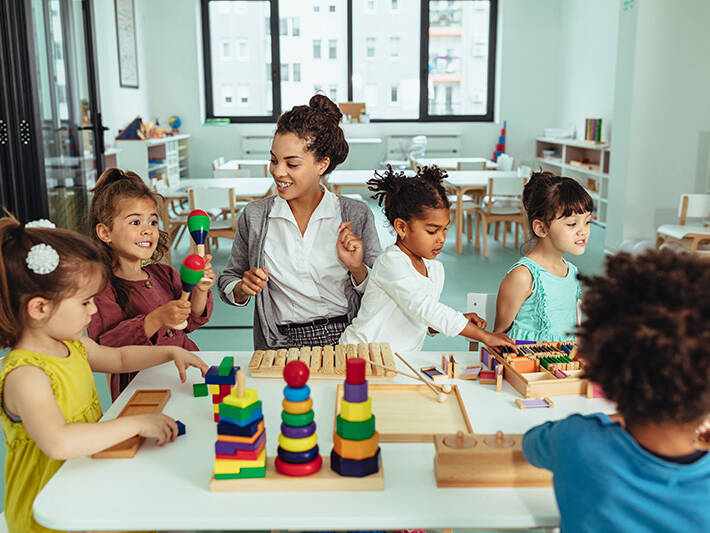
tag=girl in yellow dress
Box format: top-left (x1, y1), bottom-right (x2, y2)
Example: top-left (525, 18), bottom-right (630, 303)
top-left (0, 217), bottom-right (207, 532)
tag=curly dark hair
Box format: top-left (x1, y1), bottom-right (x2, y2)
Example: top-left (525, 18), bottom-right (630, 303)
top-left (523, 171), bottom-right (594, 235)
top-left (368, 165), bottom-right (450, 226)
top-left (275, 94), bottom-right (349, 175)
top-left (578, 249), bottom-right (710, 426)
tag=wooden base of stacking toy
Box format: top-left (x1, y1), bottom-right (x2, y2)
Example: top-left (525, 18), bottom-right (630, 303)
top-left (209, 455), bottom-right (384, 492)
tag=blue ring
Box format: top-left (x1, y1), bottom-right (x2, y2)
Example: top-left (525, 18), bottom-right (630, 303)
top-left (283, 385), bottom-right (311, 402)
top-left (277, 444), bottom-right (320, 464)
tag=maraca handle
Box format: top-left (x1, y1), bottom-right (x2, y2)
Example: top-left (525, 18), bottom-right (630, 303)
top-left (173, 290), bottom-right (191, 330)
top-left (197, 243), bottom-right (205, 257)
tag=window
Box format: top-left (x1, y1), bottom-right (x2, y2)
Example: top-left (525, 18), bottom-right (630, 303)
top-left (389, 36), bottom-right (400, 58)
top-left (203, 0), bottom-right (497, 122)
top-left (366, 37), bottom-right (375, 58)
top-left (313, 39), bottom-right (321, 59)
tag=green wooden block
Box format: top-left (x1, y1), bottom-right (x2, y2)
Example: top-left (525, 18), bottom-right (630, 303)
top-left (214, 465), bottom-right (266, 479)
top-left (336, 414), bottom-right (376, 441)
top-left (219, 400), bottom-right (262, 422)
top-left (193, 383), bottom-right (208, 397)
top-left (219, 356), bottom-right (235, 376)
top-left (281, 409), bottom-right (314, 427)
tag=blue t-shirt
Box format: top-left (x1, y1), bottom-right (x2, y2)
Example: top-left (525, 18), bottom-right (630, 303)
top-left (522, 413), bottom-right (710, 533)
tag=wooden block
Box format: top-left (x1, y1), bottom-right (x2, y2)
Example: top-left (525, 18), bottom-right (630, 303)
top-left (278, 432), bottom-right (318, 453)
top-left (205, 365), bottom-right (237, 385)
top-left (219, 400), bottom-right (262, 422)
top-left (274, 349), bottom-right (287, 368)
top-left (217, 433), bottom-right (265, 454)
top-left (193, 383), bottom-right (208, 397)
top-left (357, 343), bottom-right (372, 375)
top-left (176, 420), bottom-right (186, 436)
top-left (261, 350), bottom-right (276, 368)
top-left (335, 344), bottom-right (347, 374)
top-left (214, 449), bottom-right (266, 474)
top-left (450, 356), bottom-right (459, 379)
top-left (223, 387), bottom-right (258, 409)
top-left (214, 465), bottom-right (266, 479)
top-left (92, 389), bottom-right (171, 459)
top-left (460, 365), bottom-right (481, 380)
top-left (208, 384), bottom-right (221, 395)
top-left (333, 431), bottom-right (379, 460)
top-left (496, 365), bottom-right (503, 392)
top-left (369, 343), bottom-right (384, 377)
top-left (421, 366), bottom-right (447, 383)
top-left (322, 345), bottom-right (335, 374)
top-left (248, 350), bottom-right (264, 370)
top-left (287, 347), bottom-right (299, 364)
top-left (310, 346), bottom-right (322, 372)
top-left (380, 343), bottom-right (396, 376)
top-left (509, 357), bottom-right (536, 374)
top-left (219, 356), bottom-right (235, 376)
top-left (330, 448), bottom-right (381, 477)
top-left (340, 397), bottom-right (372, 422)
top-left (442, 354), bottom-right (449, 378)
top-left (345, 357), bottom-right (366, 385)
top-left (210, 455), bottom-right (384, 492)
top-left (217, 419), bottom-right (264, 439)
top-left (336, 414), bottom-right (376, 441)
top-left (213, 404), bottom-right (220, 414)
top-left (434, 432), bottom-right (552, 487)
top-left (282, 397), bottom-right (313, 415)
top-left (515, 398), bottom-right (553, 409)
top-left (479, 370), bottom-right (496, 385)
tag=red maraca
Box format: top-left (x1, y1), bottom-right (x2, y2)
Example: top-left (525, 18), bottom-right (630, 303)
top-left (187, 209), bottom-right (210, 257)
top-left (173, 254), bottom-right (205, 330)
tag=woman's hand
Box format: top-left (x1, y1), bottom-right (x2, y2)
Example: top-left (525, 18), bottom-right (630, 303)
top-left (336, 221), bottom-right (364, 271)
top-left (195, 254), bottom-right (216, 292)
top-left (235, 267), bottom-right (269, 302)
top-left (169, 347), bottom-right (209, 382)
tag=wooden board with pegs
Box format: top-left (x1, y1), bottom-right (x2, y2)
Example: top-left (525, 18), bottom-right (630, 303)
top-left (433, 431), bottom-right (552, 487)
top-left (92, 389), bottom-right (171, 459)
top-left (334, 384), bottom-right (473, 442)
top-left (249, 342), bottom-right (397, 380)
top-left (481, 341), bottom-right (588, 398)
top-left (209, 455), bottom-right (384, 492)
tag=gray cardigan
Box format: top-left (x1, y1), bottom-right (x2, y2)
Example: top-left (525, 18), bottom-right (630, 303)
top-left (217, 195), bottom-right (382, 350)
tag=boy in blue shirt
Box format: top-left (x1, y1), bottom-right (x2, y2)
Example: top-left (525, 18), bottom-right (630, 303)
top-left (523, 249), bottom-right (710, 533)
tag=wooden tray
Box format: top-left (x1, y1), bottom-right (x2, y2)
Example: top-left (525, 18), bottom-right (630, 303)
top-left (92, 389), bottom-right (171, 459)
top-left (334, 384), bottom-right (473, 442)
top-left (249, 342), bottom-right (397, 380)
top-left (209, 455), bottom-right (384, 492)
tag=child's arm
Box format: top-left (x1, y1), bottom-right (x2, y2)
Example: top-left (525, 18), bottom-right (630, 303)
top-left (82, 336), bottom-right (208, 382)
top-left (521, 419), bottom-right (561, 471)
top-left (494, 265), bottom-right (534, 333)
top-left (3, 366), bottom-right (178, 460)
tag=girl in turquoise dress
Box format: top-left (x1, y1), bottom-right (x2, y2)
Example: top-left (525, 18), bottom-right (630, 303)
top-left (494, 172), bottom-right (593, 342)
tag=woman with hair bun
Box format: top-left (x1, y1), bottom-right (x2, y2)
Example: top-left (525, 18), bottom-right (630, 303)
top-left (218, 94), bottom-right (381, 349)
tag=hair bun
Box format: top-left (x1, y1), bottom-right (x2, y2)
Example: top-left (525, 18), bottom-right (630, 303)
top-left (309, 94), bottom-right (342, 123)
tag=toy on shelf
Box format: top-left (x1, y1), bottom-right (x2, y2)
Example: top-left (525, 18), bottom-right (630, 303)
top-left (193, 356), bottom-right (239, 422)
top-left (174, 254), bottom-right (205, 330)
top-left (491, 120), bottom-right (507, 162)
top-left (481, 341), bottom-right (586, 398)
top-left (276, 361), bottom-right (322, 476)
top-left (249, 342), bottom-right (397, 380)
top-left (92, 389), bottom-right (171, 459)
top-left (331, 358), bottom-right (381, 477)
top-left (434, 430), bottom-right (552, 487)
top-left (213, 370), bottom-right (267, 480)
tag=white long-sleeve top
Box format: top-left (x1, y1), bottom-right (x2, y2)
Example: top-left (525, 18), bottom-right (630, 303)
top-left (339, 244), bottom-right (468, 353)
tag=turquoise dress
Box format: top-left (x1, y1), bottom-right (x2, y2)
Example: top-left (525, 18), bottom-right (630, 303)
top-left (506, 257), bottom-right (581, 342)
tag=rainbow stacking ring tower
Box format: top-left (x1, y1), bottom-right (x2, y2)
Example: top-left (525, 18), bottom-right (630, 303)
top-left (275, 361), bottom-right (322, 476)
top-left (213, 370), bottom-right (267, 479)
top-left (331, 358), bottom-right (381, 477)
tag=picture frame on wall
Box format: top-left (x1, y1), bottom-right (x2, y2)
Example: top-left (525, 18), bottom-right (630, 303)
top-left (115, 0), bottom-right (139, 88)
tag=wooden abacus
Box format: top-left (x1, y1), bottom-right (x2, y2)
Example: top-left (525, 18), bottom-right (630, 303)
top-left (248, 342), bottom-right (397, 380)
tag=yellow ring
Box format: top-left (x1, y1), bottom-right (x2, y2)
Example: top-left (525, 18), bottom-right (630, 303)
top-left (278, 432), bottom-right (319, 453)
top-left (340, 397), bottom-right (372, 422)
top-left (282, 397), bottom-right (313, 415)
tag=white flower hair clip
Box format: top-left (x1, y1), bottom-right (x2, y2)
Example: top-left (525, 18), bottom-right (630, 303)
top-left (26, 244), bottom-right (60, 275)
top-left (25, 219), bottom-right (56, 229)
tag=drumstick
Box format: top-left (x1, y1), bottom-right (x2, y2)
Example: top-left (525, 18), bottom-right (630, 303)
top-left (394, 352), bottom-right (447, 403)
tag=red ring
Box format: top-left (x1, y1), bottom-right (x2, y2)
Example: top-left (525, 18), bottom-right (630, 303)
top-left (274, 455), bottom-right (323, 477)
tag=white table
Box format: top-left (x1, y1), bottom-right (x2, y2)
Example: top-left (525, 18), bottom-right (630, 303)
top-left (34, 351), bottom-right (613, 531)
top-left (179, 177), bottom-right (273, 201)
top-left (325, 169), bottom-right (415, 194)
top-left (444, 171), bottom-right (520, 254)
top-left (414, 157), bottom-right (498, 170)
top-left (215, 159), bottom-right (270, 177)
top-left (346, 137), bottom-right (382, 144)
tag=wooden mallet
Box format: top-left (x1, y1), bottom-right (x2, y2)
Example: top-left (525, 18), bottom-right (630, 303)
top-left (173, 253), bottom-right (205, 330)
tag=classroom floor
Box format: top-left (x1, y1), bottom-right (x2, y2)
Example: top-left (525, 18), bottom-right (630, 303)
top-left (0, 194), bottom-right (605, 530)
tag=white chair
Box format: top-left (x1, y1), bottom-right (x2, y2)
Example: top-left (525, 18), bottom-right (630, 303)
top-left (211, 157), bottom-right (225, 171)
top-left (408, 135), bottom-right (427, 169)
top-left (656, 194), bottom-right (710, 253)
top-left (448, 192), bottom-right (481, 243)
top-left (188, 187), bottom-right (238, 253)
top-left (466, 292), bottom-right (496, 351)
top-left (474, 177), bottom-right (528, 257)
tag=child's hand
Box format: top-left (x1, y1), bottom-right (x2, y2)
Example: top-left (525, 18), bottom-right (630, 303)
top-left (482, 332), bottom-right (518, 355)
top-left (155, 300), bottom-right (191, 328)
top-left (134, 413), bottom-right (178, 445)
top-left (170, 347), bottom-right (209, 382)
top-left (196, 254), bottom-right (216, 292)
top-left (336, 221), bottom-right (364, 271)
top-left (464, 312), bottom-right (487, 329)
top-left (238, 267), bottom-right (269, 298)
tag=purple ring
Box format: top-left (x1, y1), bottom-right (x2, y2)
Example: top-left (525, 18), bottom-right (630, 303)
top-left (344, 381), bottom-right (368, 403)
top-left (280, 421), bottom-right (316, 439)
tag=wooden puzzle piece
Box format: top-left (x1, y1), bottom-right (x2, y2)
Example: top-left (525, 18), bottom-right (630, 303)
top-left (515, 397), bottom-right (554, 409)
top-left (421, 366), bottom-right (447, 383)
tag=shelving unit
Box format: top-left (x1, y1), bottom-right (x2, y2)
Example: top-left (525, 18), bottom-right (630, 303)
top-left (115, 133), bottom-right (190, 188)
top-left (535, 137), bottom-right (610, 228)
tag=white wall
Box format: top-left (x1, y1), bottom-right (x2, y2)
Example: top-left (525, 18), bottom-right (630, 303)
top-left (606, 0), bottom-right (710, 250)
top-left (94, 0), bottom-right (152, 145)
top-left (102, 0), bottom-right (566, 180)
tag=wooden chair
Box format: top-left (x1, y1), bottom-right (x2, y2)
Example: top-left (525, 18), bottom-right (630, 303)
top-left (656, 194), bottom-right (710, 253)
top-left (474, 177), bottom-right (528, 258)
top-left (188, 186), bottom-right (238, 254)
top-left (448, 192), bottom-right (482, 242)
top-left (466, 292), bottom-right (496, 351)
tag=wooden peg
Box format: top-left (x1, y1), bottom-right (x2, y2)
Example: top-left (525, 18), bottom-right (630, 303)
top-left (237, 370), bottom-right (246, 398)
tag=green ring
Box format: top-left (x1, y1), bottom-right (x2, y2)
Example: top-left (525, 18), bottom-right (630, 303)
top-left (336, 414), bottom-right (376, 441)
top-left (281, 409), bottom-right (314, 427)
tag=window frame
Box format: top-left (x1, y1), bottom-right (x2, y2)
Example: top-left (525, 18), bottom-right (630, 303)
top-left (202, 0), bottom-right (497, 123)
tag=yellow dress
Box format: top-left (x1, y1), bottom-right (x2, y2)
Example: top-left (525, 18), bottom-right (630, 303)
top-left (0, 340), bottom-right (102, 533)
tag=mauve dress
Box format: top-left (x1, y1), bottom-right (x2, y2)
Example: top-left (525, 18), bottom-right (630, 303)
top-left (88, 263), bottom-right (213, 401)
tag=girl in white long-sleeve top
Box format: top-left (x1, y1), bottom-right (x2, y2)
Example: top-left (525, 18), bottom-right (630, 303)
top-left (340, 166), bottom-right (516, 354)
